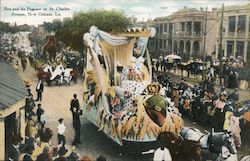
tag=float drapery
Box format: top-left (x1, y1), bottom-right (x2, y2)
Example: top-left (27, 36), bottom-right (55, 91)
top-left (97, 30), bottom-right (130, 45)
top-left (98, 38), bottom-right (136, 85)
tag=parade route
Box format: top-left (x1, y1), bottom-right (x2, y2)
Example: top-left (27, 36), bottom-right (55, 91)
top-left (18, 64), bottom-right (249, 161)
top-left (19, 66), bottom-right (154, 161)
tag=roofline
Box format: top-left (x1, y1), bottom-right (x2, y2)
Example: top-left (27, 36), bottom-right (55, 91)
top-left (0, 98), bottom-right (25, 118)
top-left (217, 3), bottom-right (250, 12)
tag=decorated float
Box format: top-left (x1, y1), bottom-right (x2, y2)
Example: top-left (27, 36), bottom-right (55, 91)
top-left (82, 26), bottom-right (184, 145)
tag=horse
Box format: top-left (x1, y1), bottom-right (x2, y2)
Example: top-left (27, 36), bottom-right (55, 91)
top-left (180, 127), bottom-right (237, 161)
top-left (42, 36), bottom-right (57, 62)
top-left (37, 68), bottom-right (52, 86)
top-left (157, 131), bottom-right (202, 161)
top-left (70, 68), bottom-right (78, 83)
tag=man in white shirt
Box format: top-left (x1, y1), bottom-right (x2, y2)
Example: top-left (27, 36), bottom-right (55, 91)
top-left (40, 110), bottom-right (46, 130)
top-left (57, 118), bottom-right (66, 147)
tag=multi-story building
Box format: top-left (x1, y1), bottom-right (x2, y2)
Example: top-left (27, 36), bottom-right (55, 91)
top-left (151, 6), bottom-right (218, 59)
top-left (216, 3), bottom-right (250, 62)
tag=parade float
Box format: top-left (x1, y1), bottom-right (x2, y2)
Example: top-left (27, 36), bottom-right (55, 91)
top-left (82, 26), bottom-right (184, 145)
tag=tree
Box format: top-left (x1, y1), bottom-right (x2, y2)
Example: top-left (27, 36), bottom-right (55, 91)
top-left (42, 21), bottom-right (63, 33)
top-left (0, 21), bottom-right (18, 33)
top-left (56, 9), bottom-right (131, 51)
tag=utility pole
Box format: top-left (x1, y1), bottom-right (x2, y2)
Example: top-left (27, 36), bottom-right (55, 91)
top-left (219, 4), bottom-right (224, 85)
top-left (202, 6), bottom-right (208, 81)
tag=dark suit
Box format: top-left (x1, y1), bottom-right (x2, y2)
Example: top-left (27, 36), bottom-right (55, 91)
top-left (70, 99), bottom-right (80, 112)
top-left (36, 107), bottom-right (43, 122)
top-left (36, 81), bottom-right (44, 101)
top-left (6, 144), bottom-right (19, 161)
top-left (72, 109), bottom-right (81, 145)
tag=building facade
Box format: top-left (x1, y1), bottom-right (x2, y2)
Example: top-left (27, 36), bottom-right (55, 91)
top-left (216, 3), bottom-right (250, 62)
top-left (148, 7), bottom-right (217, 58)
top-left (151, 7), bottom-right (217, 59)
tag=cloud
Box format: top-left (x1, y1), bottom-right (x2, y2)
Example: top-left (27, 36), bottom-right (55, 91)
top-left (26, 0), bottom-right (48, 4)
top-left (102, 4), bottom-right (121, 10)
top-left (74, 0), bottom-right (94, 4)
top-left (130, 6), bottom-right (152, 14)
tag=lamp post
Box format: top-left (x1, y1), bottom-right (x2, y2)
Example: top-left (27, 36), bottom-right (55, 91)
top-left (219, 4), bottom-right (224, 85)
top-left (202, 6), bottom-right (208, 81)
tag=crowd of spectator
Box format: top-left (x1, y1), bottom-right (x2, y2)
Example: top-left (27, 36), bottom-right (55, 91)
top-left (153, 55), bottom-right (246, 90)
top-left (6, 84), bottom-right (107, 161)
top-left (158, 75), bottom-right (250, 149)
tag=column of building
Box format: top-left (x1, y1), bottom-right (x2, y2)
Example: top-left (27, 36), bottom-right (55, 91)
top-left (244, 15), bottom-right (249, 61)
top-left (0, 118), bottom-right (5, 161)
top-left (190, 21), bottom-right (194, 57)
top-left (166, 23), bottom-right (169, 53)
top-left (183, 22), bottom-right (187, 54)
top-left (158, 23), bottom-right (161, 54)
top-left (167, 22), bottom-right (170, 53)
top-left (20, 108), bottom-right (25, 143)
top-left (162, 23), bottom-right (165, 55)
top-left (233, 16), bottom-right (239, 58)
top-left (215, 14), bottom-right (221, 59)
top-left (171, 23), bottom-right (175, 53)
top-left (224, 16), bottom-right (228, 57)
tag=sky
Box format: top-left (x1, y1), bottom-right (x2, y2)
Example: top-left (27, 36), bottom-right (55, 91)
top-left (1, 0), bottom-right (249, 26)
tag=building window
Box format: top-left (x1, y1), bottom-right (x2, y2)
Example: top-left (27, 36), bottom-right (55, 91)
top-left (156, 24), bottom-right (160, 33)
top-left (236, 41), bottom-right (244, 57)
top-left (169, 23), bottom-right (173, 34)
top-left (159, 39), bottom-right (163, 49)
top-left (228, 16), bottom-right (236, 32)
top-left (164, 23), bottom-right (168, 33)
top-left (173, 40), bottom-right (178, 53)
top-left (164, 39), bottom-right (167, 49)
top-left (181, 22), bottom-right (185, 31)
top-left (227, 41), bottom-right (234, 56)
top-left (168, 39), bottom-right (172, 52)
top-left (238, 15), bottom-right (246, 32)
top-left (160, 24), bottom-right (164, 34)
top-left (194, 22), bottom-right (201, 34)
top-left (187, 22), bottom-right (192, 33)
top-left (155, 39), bottom-right (158, 50)
top-left (148, 39), bottom-right (154, 51)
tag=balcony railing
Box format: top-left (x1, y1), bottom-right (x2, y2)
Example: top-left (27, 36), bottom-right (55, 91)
top-left (236, 32), bottom-right (246, 38)
top-left (227, 32), bottom-right (235, 37)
